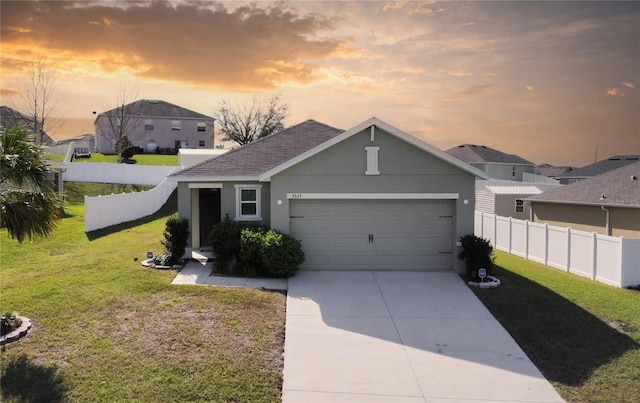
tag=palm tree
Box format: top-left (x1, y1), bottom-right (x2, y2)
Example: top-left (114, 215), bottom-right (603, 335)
top-left (1, 125), bottom-right (60, 243)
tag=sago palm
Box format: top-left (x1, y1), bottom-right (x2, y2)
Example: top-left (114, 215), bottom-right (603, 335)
top-left (1, 125), bottom-right (60, 243)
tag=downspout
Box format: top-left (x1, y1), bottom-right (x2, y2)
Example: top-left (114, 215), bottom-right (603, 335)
top-left (601, 205), bottom-right (610, 236)
top-left (529, 202), bottom-right (533, 222)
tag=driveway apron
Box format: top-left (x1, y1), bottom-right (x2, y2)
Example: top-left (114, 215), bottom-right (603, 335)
top-left (282, 271), bottom-right (564, 402)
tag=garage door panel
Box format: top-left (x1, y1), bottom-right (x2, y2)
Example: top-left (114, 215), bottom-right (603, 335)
top-left (290, 199), bottom-right (454, 271)
top-left (410, 236), bottom-right (451, 248)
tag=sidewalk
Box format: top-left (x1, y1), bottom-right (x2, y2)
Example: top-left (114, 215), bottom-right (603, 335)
top-left (171, 252), bottom-right (288, 291)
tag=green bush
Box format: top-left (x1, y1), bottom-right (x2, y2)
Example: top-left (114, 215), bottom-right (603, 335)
top-left (260, 231), bottom-right (305, 278)
top-left (238, 226), bottom-right (268, 276)
top-left (208, 217), bottom-right (304, 278)
top-left (1, 311), bottom-right (22, 336)
top-left (208, 216), bottom-right (266, 273)
top-left (239, 228), bottom-right (304, 278)
top-left (457, 234), bottom-right (495, 279)
top-left (161, 215), bottom-right (190, 265)
top-left (152, 253), bottom-right (174, 267)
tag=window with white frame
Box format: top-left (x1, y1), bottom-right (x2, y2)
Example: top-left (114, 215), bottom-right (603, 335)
top-left (235, 185), bottom-right (262, 220)
top-left (515, 199), bottom-right (524, 213)
top-left (144, 119), bottom-right (154, 131)
top-left (197, 122), bottom-right (206, 132)
top-left (171, 120), bottom-right (181, 131)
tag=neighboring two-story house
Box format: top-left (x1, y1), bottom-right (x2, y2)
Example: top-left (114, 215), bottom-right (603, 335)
top-left (445, 144), bottom-right (535, 181)
top-left (94, 100), bottom-right (215, 154)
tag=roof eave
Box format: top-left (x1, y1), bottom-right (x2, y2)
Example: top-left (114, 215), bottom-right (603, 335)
top-left (526, 199), bottom-right (640, 208)
top-left (167, 175), bottom-right (261, 183)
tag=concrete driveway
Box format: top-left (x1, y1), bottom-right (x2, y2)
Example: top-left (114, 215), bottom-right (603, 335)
top-left (282, 271), bottom-right (564, 402)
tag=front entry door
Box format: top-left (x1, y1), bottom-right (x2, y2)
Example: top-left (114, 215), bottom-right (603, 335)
top-left (199, 188), bottom-right (221, 246)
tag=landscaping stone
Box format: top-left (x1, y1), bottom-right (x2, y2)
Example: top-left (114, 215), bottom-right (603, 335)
top-left (0, 316), bottom-right (32, 346)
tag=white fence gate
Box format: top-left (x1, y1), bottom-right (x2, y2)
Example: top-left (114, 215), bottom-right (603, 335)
top-left (475, 211), bottom-right (640, 288)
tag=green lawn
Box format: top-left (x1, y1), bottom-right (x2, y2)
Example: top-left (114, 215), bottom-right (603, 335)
top-left (473, 251), bottom-right (640, 403)
top-left (0, 186), bottom-right (285, 402)
top-left (3, 192), bottom-right (638, 402)
top-left (45, 153), bottom-right (178, 166)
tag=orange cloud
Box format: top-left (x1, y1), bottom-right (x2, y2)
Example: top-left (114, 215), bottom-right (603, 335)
top-left (0, 88), bottom-right (21, 97)
top-left (622, 82), bottom-right (636, 89)
top-left (526, 85), bottom-right (535, 91)
top-left (607, 88), bottom-right (619, 96)
top-left (382, 1), bottom-right (441, 15)
top-left (448, 70), bottom-right (475, 77)
top-left (0, 1), bottom-right (344, 90)
top-left (442, 84), bottom-right (496, 101)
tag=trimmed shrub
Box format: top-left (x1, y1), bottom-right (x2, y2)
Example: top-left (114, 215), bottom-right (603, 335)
top-left (161, 215), bottom-right (190, 264)
top-left (260, 231), bottom-right (305, 278)
top-left (208, 216), bottom-right (267, 273)
top-left (457, 234), bottom-right (495, 279)
top-left (208, 217), bottom-right (304, 278)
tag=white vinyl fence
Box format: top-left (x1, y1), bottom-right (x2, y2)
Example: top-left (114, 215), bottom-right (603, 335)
top-left (475, 211), bottom-right (640, 288)
top-left (84, 176), bottom-right (177, 232)
top-left (61, 162), bottom-right (175, 185)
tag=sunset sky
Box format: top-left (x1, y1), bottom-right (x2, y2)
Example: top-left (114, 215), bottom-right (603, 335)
top-left (1, 1), bottom-right (638, 166)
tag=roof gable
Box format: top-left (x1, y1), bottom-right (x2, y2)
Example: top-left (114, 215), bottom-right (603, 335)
top-left (445, 144), bottom-right (533, 165)
top-left (260, 117), bottom-right (490, 181)
top-left (527, 161), bottom-right (640, 208)
top-left (170, 119), bottom-right (343, 179)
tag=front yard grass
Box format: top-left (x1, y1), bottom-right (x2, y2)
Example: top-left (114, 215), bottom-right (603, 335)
top-left (472, 251), bottom-right (640, 403)
top-left (0, 195), bottom-right (285, 402)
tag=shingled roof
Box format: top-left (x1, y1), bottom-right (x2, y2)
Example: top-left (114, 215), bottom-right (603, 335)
top-left (557, 155), bottom-right (640, 180)
top-left (1, 106), bottom-right (56, 145)
top-left (535, 163), bottom-right (574, 178)
top-left (527, 161), bottom-right (640, 208)
top-left (445, 144), bottom-right (533, 165)
top-left (99, 99), bottom-right (212, 120)
top-left (170, 119), bottom-right (344, 178)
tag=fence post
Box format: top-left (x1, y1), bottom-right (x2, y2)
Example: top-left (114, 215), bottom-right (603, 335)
top-left (543, 224), bottom-right (549, 266)
top-left (524, 220), bottom-right (529, 260)
top-left (592, 232), bottom-right (597, 281)
top-left (566, 226), bottom-right (571, 272)
top-left (493, 213), bottom-right (497, 246)
top-left (507, 217), bottom-right (512, 254)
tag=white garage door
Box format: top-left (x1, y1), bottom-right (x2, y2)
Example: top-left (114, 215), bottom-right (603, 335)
top-left (290, 199), bottom-right (454, 270)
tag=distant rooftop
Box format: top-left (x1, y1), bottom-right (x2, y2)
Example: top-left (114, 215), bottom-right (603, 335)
top-left (0, 105), bottom-right (56, 145)
top-left (445, 144), bottom-right (533, 165)
top-left (535, 163), bottom-right (574, 178)
top-left (558, 155), bottom-right (640, 179)
top-left (98, 99), bottom-right (212, 120)
top-left (528, 161), bottom-right (640, 208)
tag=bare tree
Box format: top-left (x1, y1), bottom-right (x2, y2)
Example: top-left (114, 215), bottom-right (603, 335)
top-left (95, 86), bottom-right (143, 163)
top-left (13, 57), bottom-right (61, 144)
top-left (214, 94), bottom-right (289, 146)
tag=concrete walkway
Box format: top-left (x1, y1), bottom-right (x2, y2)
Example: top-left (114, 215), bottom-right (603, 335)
top-left (282, 271), bottom-right (564, 402)
top-left (171, 258), bottom-right (288, 291)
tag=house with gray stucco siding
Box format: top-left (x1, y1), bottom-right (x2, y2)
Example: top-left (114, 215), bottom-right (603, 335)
top-left (168, 117), bottom-right (489, 273)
